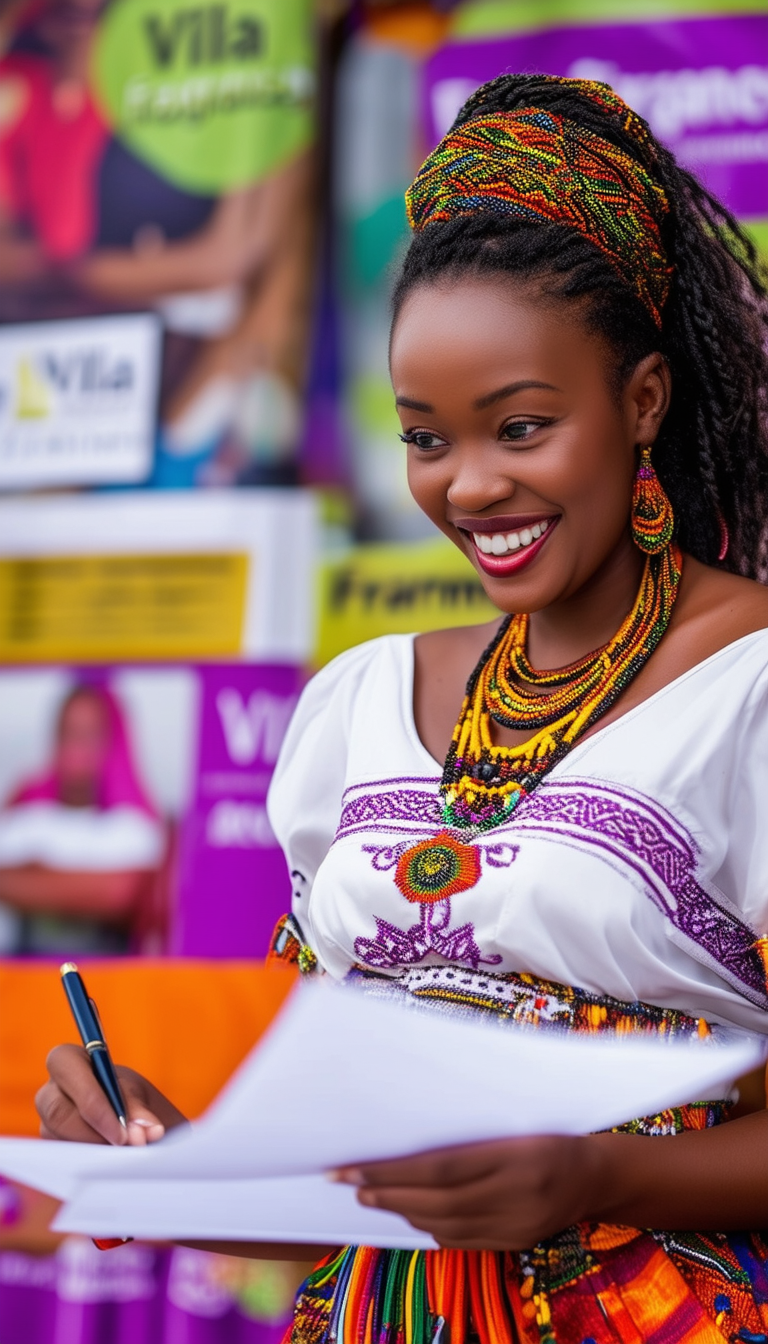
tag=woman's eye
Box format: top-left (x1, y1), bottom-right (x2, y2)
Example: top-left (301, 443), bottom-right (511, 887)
top-left (500, 419), bottom-right (547, 443)
top-left (398, 430), bottom-right (446, 453)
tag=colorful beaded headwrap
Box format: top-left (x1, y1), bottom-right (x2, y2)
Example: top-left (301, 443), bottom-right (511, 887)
top-left (405, 79), bottom-right (672, 328)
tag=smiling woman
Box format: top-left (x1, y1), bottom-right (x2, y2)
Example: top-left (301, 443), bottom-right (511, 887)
top-left (34, 73), bottom-right (768, 1344)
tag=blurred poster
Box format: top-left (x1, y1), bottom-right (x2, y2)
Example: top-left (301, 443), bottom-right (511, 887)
top-left (425, 3), bottom-right (768, 238)
top-left (0, 491), bottom-right (317, 664)
top-left (0, 312), bottom-right (160, 489)
top-left (333, 6), bottom-right (449, 541)
top-left (316, 535), bottom-right (499, 668)
top-left (0, 491), bottom-right (317, 959)
top-left (0, 0), bottom-right (317, 488)
top-left (0, 661), bottom-right (299, 959)
top-left (171, 662), bottom-right (300, 958)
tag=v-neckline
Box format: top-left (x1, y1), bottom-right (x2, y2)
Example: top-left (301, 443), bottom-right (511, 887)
top-left (404, 626), bottom-right (768, 777)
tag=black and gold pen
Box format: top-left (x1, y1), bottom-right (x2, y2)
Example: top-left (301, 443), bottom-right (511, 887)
top-left (60, 962), bottom-right (127, 1129)
top-left (59, 963), bottom-right (132, 1250)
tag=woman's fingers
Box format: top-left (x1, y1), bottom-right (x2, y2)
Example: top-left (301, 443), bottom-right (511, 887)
top-left (335, 1137), bottom-right (594, 1251)
top-left (39, 1045), bottom-right (123, 1145)
top-left (35, 1075), bottom-right (113, 1145)
top-left (38, 1046), bottom-right (170, 1147)
top-left (335, 1139), bottom-right (519, 1190)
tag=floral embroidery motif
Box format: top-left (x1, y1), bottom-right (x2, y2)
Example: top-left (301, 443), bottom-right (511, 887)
top-left (355, 835), bottom-right (517, 971)
top-left (394, 832), bottom-right (480, 904)
top-left (354, 900), bottom-right (503, 971)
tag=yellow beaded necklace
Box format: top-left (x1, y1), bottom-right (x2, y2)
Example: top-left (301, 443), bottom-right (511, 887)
top-left (441, 543), bottom-right (682, 831)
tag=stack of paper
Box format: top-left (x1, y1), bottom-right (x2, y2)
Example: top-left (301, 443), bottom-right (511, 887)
top-left (0, 981), bottom-right (762, 1249)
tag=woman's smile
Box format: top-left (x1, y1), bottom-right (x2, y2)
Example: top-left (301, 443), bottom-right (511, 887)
top-left (459, 513), bottom-right (560, 575)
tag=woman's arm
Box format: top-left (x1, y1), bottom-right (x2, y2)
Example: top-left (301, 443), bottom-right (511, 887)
top-left (39, 1046), bottom-right (768, 1254)
top-left (334, 1113), bottom-right (768, 1249)
top-left (0, 865), bottom-right (149, 921)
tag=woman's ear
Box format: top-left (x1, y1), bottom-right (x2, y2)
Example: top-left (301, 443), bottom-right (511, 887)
top-left (627, 352), bottom-right (671, 446)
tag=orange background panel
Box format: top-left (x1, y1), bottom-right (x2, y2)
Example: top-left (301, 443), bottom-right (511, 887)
top-left (0, 959), bottom-right (297, 1137)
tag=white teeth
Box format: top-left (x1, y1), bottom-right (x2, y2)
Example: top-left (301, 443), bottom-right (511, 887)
top-left (473, 520), bottom-right (553, 558)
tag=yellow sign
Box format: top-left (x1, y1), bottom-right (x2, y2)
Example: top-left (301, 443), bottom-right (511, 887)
top-left (316, 537), bottom-right (500, 667)
top-left (0, 553), bottom-right (249, 662)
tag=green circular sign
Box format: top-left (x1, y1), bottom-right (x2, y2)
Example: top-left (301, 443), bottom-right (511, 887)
top-left (93, 0), bottom-right (315, 194)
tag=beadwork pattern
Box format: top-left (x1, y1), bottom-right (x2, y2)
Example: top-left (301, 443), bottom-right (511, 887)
top-left (394, 831), bottom-right (481, 904)
top-left (405, 91), bottom-right (672, 327)
top-left (632, 445), bottom-right (675, 553)
top-left (441, 546), bottom-right (683, 831)
top-left (346, 963), bottom-right (713, 1041)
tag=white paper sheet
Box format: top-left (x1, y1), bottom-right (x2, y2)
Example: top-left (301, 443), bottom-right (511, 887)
top-left (53, 1175), bottom-right (439, 1249)
top-left (0, 979), bottom-right (763, 1247)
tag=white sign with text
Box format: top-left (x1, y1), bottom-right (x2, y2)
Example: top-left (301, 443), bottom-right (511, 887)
top-left (0, 313), bottom-right (161, 488)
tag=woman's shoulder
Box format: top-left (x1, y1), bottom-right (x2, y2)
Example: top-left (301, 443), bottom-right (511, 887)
top-left (292, 634), bottom-right (418, 730)
top-left (674, 559), bottom-right (768, 655)
top-left (311, 632), bottom-right (416, 689)
top-left (681, 558), bottom-right (768, 622)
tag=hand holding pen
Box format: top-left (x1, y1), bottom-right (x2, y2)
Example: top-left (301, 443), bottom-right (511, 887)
top-left (44, 964), bottom-right (189, 1251)
top-left (59, 963), bottom-right (128, 1130)
top-left (36, 965), bottom-right (188, 1150)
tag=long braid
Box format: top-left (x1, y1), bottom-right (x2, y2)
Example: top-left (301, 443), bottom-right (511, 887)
top-left (393, 75), bottom-right (768, 578)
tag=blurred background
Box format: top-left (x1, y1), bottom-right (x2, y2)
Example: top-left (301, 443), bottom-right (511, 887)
top-left (0, 0), bottom-right (765, 1338)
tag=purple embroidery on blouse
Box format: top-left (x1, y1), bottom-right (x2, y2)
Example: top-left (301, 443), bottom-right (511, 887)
top-left (510, 779), bottom-right (768, 1009)
top-left (336, 775), bottom-right (767, 1006)
top-left (355, 900), bottom-right (504, 971)
top-left (362, 839), bottom-right (519, 872)
top-left (335, 779), bottom-right (441, 841)
top-left (355, 839), bottom-right (518, 971)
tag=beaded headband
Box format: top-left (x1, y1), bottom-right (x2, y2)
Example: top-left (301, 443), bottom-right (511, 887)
top-left (405, 80), bottom-right (672, 327)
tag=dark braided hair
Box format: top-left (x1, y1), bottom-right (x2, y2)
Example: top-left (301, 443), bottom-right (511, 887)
top-left (392, 74), bottom-right (768, 578)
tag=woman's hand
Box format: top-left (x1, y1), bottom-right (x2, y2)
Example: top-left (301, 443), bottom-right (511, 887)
top-left (334, 1136), bottom-right (605, 1250)
top-left (36, 1045), bottom-right (188, 1148)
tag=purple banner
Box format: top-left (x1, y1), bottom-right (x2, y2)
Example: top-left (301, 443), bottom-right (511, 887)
top-left (172, 664), bottom-right (301, 958)
top-left (0, 1239), bottom-right (294, 1344)
top-left (424, 13), bottom-right (768, 219)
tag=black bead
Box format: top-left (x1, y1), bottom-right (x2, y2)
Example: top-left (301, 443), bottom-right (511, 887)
top-left (476, 760), bottom-right (496, 782)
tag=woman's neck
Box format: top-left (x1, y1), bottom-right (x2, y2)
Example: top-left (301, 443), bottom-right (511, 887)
top-left (526, 531), bottom-right (645, 672)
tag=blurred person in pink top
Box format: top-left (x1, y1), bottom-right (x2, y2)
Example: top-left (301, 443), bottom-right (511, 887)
top-left (0, 683), bottom-right (165, 955)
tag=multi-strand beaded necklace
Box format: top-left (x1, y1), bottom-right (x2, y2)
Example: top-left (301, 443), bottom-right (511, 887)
top-left (441, 543), bottom-right (682, 832)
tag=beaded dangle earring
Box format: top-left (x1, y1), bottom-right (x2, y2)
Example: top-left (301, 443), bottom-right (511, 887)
top-left (717, 512), bottom-right (730, 562)
top-left (631, 444), bottom-right (674, 554)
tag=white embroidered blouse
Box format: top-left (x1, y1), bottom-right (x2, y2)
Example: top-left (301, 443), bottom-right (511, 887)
top-left (267, 630), bottom-right (768, 1037)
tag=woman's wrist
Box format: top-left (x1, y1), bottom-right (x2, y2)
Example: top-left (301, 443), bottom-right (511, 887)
top-left (579, 1112), bottom-right (768, 1233)
top-left (579, 1132), bottom-right (645, 1225)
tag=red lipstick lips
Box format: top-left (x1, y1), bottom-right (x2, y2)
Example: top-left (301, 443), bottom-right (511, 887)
top-left (457, 515), bottom-right (560, 578)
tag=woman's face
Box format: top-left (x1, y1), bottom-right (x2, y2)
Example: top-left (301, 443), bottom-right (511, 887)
top-left (56, 691), bottom-right (110, 805)
top-left (390, 275), bottom-right (668, 616)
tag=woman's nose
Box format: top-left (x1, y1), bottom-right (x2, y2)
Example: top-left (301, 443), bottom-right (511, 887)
top-left (446, 454), bottom-right (516, 513)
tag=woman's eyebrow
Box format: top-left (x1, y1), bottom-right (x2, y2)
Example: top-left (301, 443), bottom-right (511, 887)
top-left (474, 379), bottom-right (560, 409)
top-left (395, 380), bottom-right (560, 415)
top-left (395, 396), bottom-right (433, 412)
